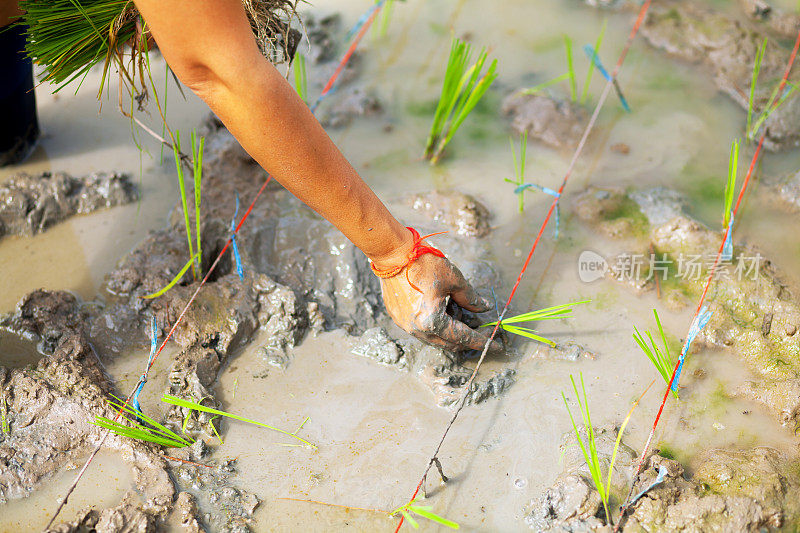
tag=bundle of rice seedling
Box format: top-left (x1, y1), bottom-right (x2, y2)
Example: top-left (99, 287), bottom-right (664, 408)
top-left (19, 0), bottom-right (139, 93)
top-left (18, 0), bottom-right (302, 95)
top-left (423, 36), bottom-right (498, 164)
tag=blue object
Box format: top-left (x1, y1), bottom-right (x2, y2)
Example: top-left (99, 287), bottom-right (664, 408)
top-left (311, 0), bottom-right (386, 114)
top-left (630, 465), bottom-right (669, 506)
top-left (514, 183), bottom-right (561, 238)
top-left (309, 82), bottom-right (341, 115)
top-left (583, 44), bottom-right (631, 113)
top-left (345, 0), bottom-right (386, 41)
top-left (131, 317), bottom-right (159, 418)
top-left (673, 306), bottom-right (713, 392)
top-left (721, 215), bottom-right (734, 261)
top-left (514, 183), bottom-right (560, 198)
top-left (130, 380), bottom-right (146, 416)
top-left (231, 194), bottom-right (244, 280)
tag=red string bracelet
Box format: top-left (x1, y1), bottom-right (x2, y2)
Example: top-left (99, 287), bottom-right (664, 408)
top-left (370, 227), bottom-right (447, 293)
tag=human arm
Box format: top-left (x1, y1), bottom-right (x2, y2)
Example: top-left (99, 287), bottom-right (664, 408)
top-left (132, 0), bottom-right (502, 354)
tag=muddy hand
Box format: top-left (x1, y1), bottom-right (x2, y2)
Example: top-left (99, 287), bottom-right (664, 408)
top-left (377, 252), bottom-right (504, 355)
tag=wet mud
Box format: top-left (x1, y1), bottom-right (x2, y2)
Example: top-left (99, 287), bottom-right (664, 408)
top-left (0, 114), bottom-right (514, 530)
top-left (0, 171), bottom-right (137, 239)
top-left (502, 92), bottom-right (587, 150)
top-left (639, 0), bottom-right (800, 152)
top-left (556, 184), bottom-right (800, 529)
top-left (0, 291), bottom-right (173, 531)
top-left (404, 190), bottom-right (491, 238)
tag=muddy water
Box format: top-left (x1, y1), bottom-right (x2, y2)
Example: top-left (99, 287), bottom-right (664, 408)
top-left (1, 0), bottom-right (800, 530)
top-left (0, 330), bottom-right (40, 369)
top-left (0, 56), bottom-right (208, 313)
top-left (0, 451), bottom-right (134, 531)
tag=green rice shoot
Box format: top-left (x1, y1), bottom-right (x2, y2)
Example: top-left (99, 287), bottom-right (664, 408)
top-left (390, 497), bottom-right (460, 530)
top-left (724, 138), bottom-right (739, 228)
top-left (294, 53), bottom-right (308, 103)
top-left (520, 21), bottom-right (605, 104)
top-left (581, 18), bottom-right (607, 105)
top-left (747, 38), bottom-right (768, 139)
top-left (749, 81), bottom-right (798, 141)
top-left (208, 415), bottom-right (224, 445)
top-left (481, 300), bottom-right (590, 346)
top-left (1, 396), bottom-right (9, 435)
top-left (373, 0), bottom-right (395, 38)
top-left (162, 395), bottom-right (316, 449)
top-left (569, 378), bottom-right (652, 525)
top-left (745, 37), bottom-right (799, 141)
top-left (564, 35), bottom-right (577, 102)
top-left (93, 396), bottom-right (195, 448)
top-left (142, 130), bottom-right (205, 299)
top-left (562, 373), bottom-right (649, 526)
top-left (424, 36), bottom-right (498, 164)
top-left (505, 131), bottom-right (529, 213)
top-left (142, 254), bottom-right (199, 299)
top-left (191, 131), bottom-right (204, 274)
top-left (520, 73), bottom-right (571, 96)
top-left (173, 131), bottom-right (198, 280)
top-left (633, 309), bottom-right (677, 398)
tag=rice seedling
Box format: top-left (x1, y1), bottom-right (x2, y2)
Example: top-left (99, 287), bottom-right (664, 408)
top-left (749, 81), bottom-right (798, 141)
top-left (161, 395), bottom-right (316, 449)
top-left (481, 300), bottom-right (589, 346)
top-left (581, 19), bottom-right (607, 105)
top-left (747, 38), bottom-right (768, 138)
top-left (564, 35), bottom-right (578, 101)
top-left (583, 44), bottom-right (631, 112)
top-left (519, 20), bottom-right (606, 106)
top-left (277, 416), bottom-right (312, 448)
top-left (562, 373), bottom-right (610, 524)
top-left (746, 37), bottom-right (799, 142)
top-left (723, 139), bottom-right (739, 229)
top-left (208, 416), bottom-right (224, 445)
top-left (505, 132), bottom-right (529, 213)
top-left (142, 254), bottom-right (198, 299)
top-left (18, 0), bottom-right (138, 93)
top-left (293, 53), bottom-right (308, 103)
top-left (373, 0), bottom-right (394, 38)
top-left (1, 396), bottom-right (9, 435)
top-left (390, 498), bottom-right (460, 530)
top-left (191, 131), bottom-right (204, 273)
top-left (722, 139), bottom-right (739, 260)
top-left (423, 36), bottom-right (498, 164)
top-left (561, 374), bottom-right (651, 526)
top-left (93, 396), bottom-right (195, 448)
top-left (174, 130), bottom-right (201, 280)
top-left (144, 130), bottom-right (205, 299)
top-left (520, 73), bottom-right (571, 96)
top-left (633, 310), bottom-right (677, 398)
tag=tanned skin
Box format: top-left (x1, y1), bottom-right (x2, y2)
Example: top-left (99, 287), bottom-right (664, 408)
top-left (9, 0), bottom-right (501, 354)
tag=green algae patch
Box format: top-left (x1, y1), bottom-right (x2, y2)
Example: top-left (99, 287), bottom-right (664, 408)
top-left (574, 187), bottom-right (651, 240)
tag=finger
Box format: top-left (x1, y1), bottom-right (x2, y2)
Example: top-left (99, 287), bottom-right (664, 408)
top-left (410, 328), bottom-right (458, 352)
top-left (447, 265), bottom-right (493, 313)
top-left (415, 303), bottom-right (503, 355)
top-left (435, 314), bottom-right (504, 355)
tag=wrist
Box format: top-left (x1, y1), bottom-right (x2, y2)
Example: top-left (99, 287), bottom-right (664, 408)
top-left (367, 226), bottom-right (415, 271)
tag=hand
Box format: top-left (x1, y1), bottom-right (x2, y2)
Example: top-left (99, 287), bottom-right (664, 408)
top-left (374, 245), bottom-right (504, 355)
